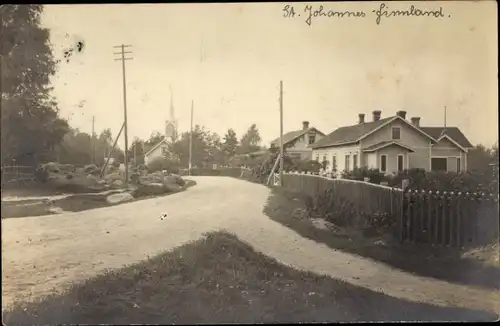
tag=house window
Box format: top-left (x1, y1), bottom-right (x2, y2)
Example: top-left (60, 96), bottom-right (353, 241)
top-left (431, 157), bottom-right (447, 172)
top-left (316, 154), bottom-right (320, 162)
top-left (308, 134), bottom-right (316, 145)
top-left (289, 153), bottom-right (301, 160)
top-left (392, 127), bottom-right (401, 140)
top-left (353, 154), bottom-right (358, 169)
top-left (345, 155), bottom-right (350, 172)
top-left (380, 155), bottom-right (387, 173)
top-left (397, 154), bottom-right (404, 172)
top-left (456, 158), bottom-right (461, 173)
top-left (332, 155), bottom-right (337, 171)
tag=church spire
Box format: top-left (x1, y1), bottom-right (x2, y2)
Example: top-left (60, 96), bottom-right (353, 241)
top-left (169, 84), bottom-right (175, 121)
top-left (165, 85), bottom-right (178, 140)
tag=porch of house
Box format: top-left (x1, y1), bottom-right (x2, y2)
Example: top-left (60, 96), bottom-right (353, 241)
top-left (362, 141), bottom-right (414, 176)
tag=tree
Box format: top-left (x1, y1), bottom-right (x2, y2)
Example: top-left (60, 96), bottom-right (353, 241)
top-left (129, 137), bottom-right (145, 165)
top-left (1, 5), bottom-right (69, 165)
top-left (221, 128), bottom-right (239, 162)
top-left (468, 143), bottom-right (498, 172)
top-left (238, 124), bottom-right (261, 154)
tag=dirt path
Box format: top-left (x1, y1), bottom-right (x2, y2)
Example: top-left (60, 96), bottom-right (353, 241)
top-left (2, 177), bottom-right (499, 314)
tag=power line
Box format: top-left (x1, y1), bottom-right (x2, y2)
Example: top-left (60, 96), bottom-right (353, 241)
top-left (113, 44), bottom-right (133, 186)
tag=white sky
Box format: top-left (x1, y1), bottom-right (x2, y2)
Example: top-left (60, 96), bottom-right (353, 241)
top-left (41, 2), bottom-right (498, 149)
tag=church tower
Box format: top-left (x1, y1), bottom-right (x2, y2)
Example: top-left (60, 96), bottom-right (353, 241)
top-left (165, 85), bottom-right (178, 141)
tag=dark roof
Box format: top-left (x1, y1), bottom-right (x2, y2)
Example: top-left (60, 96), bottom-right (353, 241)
top-left (363, 141), bottom-right (415, 153)
top-left (270, 127), bottom-right (324, 146)
top-left (420, 127), bottom-right (474, 148)
top-left (311, 117), bottom-right (393, 149)
top-left (310, 115), bottom-right (473, 150)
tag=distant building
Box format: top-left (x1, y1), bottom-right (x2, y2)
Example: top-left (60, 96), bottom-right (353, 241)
top-left (270, 121), bottom-right (326, 160)
top-left (144, 87), bottom-right (178, 165)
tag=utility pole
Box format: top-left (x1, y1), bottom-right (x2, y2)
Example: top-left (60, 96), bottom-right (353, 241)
top-left (189, 100), bottom-right (194, 175)
top-left (279, 80), bottom-right (284, 186)
top-left (91, 115), bottom-right (95, 165)
top-left (133, 142), bottom-right (137, 167)
top-left (113, 44), bottom-right (133, 186)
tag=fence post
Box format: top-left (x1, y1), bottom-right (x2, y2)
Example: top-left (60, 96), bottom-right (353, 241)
top-left (433, 191), bottom-right (440, 245)
top-left (456, 193), bottom-right (462, 248)
top-left (427, 190), bottom-right (432, 244)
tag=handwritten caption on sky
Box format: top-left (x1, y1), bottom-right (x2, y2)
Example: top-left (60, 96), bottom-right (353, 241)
top-left (283, 3), bottom-right (450, 26)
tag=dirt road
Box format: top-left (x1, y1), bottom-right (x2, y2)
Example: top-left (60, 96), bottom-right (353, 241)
top-left (2, 177), bottom-right (499, 313)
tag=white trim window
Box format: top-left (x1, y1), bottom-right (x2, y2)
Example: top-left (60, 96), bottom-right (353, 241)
top-left (353, 153), bottom-right (358, 169)
top-left (380, 154), bottom-right (388, 173)
top-left (391, 127), bottom-right (401, 140)
top-left (345, 155), bottom-right (350, 172)
top-left (431, 157), bottom-right (448, 172)
top-left (456, 157), bottom-right (461, 173)
top-left (397, 154), bottom-right (404, 172)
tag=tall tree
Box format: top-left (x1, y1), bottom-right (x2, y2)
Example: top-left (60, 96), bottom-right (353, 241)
top-left (1, 5), bottom-right (69, 165)
top-left (129, 137), bottom-right (145, 165)
top-left (238, 124), bottom-right (261, 154)
top-left (222, 128), bottom-right (239, 159)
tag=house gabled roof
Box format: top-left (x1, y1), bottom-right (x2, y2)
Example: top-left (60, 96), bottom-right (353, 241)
top-left (270, 127), bottom-right (325, 146)
top-left (420, 127), bottom-right (474, 149)
top-left (144, 137), bottom-right (171, 157)
top-left (310, 115), bottom-right (472, 150)
top-left (363, 141), bottom-right (415, 153)
top-left (310, 117), bottom-right (394, 149)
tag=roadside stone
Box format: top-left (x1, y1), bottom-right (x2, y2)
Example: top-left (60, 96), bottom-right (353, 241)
top-left (112, 180), bottom-right (124, 187)
top-left (292, 208), bottom-right (308, 220)
top-left (106, 192), bottom-right (133, 204)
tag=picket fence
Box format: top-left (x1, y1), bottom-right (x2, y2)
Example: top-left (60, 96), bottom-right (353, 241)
top-left (1, 165), bottom-right (36, 185)
top-left (280, 171), bottom-right (499, 248)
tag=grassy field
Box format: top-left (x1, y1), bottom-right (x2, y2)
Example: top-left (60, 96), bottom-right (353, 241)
top-left (3, 232), bottom-right (496, 324)
top-left (1, 180), bottom-right (197, 219)
top-left (263, 187), bottom-right (500, 291)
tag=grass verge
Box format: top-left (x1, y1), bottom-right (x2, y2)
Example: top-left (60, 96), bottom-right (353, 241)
top-left (263, 187), bottom-right (500, 291)
top-left (1, 180), bottom-right (197, 219)
top-left (3, 231), bottom-right (496, 324)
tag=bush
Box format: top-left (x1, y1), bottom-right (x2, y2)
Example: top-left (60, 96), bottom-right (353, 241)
top-left (147, 157), bottom-right (180, 174)
top-left (388, 169), bottom-right (497, 195)
top-left (341, 167), bottom-right (388, 184)
top-left (34, 165), bottom-right (49, 183)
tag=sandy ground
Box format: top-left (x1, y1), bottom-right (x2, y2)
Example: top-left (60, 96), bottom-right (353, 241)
top-left (2, 177), bottom-right (499, 314)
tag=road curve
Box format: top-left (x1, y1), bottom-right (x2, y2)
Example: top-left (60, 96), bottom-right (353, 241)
top-left (2, 176), bottom-right (499, 313)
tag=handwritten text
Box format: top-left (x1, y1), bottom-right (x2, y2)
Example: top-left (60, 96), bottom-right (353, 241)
top-left (282, 3), bottom-right (449, 26)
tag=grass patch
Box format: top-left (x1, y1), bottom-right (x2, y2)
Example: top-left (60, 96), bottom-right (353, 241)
top-left (1, 180), bottom-right (197, 219)
top-left (3, 231), bottom-right (496, 324)
top-left (264, 187), bottom-right (500, 291)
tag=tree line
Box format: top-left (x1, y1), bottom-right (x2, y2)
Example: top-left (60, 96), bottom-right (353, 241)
top-left (1, 5), bottom-right (498, 171)
top-left (0, 5), bottom-right (263, 168)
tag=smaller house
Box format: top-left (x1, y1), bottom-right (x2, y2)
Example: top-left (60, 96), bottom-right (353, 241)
top-left (270, 121), bottom-right (325, 160)
top-left (144, 138), bottom-right (173, 166)
top-left (144, 120), bottom-right (177, 166)
top-left (310, 110), bottom-right (474, 176)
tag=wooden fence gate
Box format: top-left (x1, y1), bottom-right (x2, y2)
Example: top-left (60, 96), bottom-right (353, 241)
top-left (400, 189), bottom-right (499, 248)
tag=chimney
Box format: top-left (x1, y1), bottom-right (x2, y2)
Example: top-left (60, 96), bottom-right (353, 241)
top-left (358, 113), bottom-right (365, 124)
top-left (411, 117), bottom-right (421, 128)
top-left (396, 110), bottom-right (407, 119)
top-left (302, 121), bottom-right (310, 130)
top-left (372, 110), bottom-right (381, 121)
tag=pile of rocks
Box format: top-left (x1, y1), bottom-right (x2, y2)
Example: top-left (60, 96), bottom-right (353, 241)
top-left (35, 162), bottom-right (188, 197)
